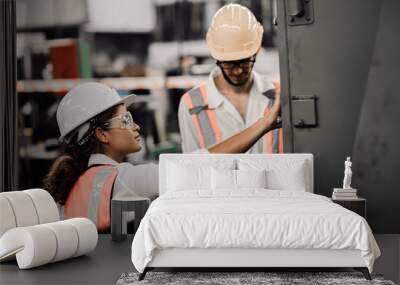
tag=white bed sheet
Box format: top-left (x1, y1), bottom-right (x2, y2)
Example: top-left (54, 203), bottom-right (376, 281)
top-left (131, 190), bottom-right (380, 273)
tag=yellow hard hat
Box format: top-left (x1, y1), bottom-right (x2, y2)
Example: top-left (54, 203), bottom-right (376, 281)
top-left (206, 4), bottom-right (264, 61)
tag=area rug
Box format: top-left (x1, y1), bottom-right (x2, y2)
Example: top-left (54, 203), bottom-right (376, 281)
top-left (116, 271), bottom-right (396, 285)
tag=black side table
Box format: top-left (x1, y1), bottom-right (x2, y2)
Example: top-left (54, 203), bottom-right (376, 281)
top-left (331, 197), bottom-right (366, 218)
top-left (111, 197), bottom-right (150, 242)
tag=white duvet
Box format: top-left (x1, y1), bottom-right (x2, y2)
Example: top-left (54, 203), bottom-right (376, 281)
top-left (131, 190), bottom-right (380, 273)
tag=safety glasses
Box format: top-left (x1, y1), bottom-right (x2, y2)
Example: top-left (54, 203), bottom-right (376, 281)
top-left (216, 56), bottom-right (256, 70)
top-left (103, 111), bottom-right (135, 129)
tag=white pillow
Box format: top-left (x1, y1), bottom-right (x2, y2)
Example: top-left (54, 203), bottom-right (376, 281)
top-left (211, 168), bottom-right (267, 190)
top-left (211, 168), bottom-right (236, 190)
top-left (167, 162), bottom-right (212, 191)
top-left (266, 166), bottom-right (306, 191)
top-left (236, 169), bottom-right (267, 189)
top-left (238, 159), bottom-right (307, 191)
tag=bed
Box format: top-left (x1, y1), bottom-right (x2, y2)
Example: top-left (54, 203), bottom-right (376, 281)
top-left (131, 154), bottom-right (380, 280)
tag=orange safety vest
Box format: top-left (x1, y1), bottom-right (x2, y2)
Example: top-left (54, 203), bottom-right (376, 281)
top-left (182, 83), bottom-right (223, 148)
top-left (64, 165), bottom-right (118, 231)
top-left (182, 81), bottom-right (283, 153)
top-left (263, 80), bottom-right (284, 153)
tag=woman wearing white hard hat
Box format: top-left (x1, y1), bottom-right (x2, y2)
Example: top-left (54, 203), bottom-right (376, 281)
top-left (44, 82), bottom-right (280, 231)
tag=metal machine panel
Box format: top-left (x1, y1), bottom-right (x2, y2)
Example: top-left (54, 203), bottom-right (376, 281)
top-left (277, 0), bottom-right (399, 232)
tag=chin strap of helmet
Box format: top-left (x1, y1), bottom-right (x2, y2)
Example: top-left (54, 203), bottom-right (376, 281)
top-left (64, 118), bottom-right (98, 147)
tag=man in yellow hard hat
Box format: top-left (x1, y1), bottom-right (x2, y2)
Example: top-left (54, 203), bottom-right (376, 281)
top-left (178, 3), bottom-right (282, 153)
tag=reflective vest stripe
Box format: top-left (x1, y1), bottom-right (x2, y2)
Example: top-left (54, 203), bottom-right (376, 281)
top-left (97, 167), bottom-right (116, 231)
top-left (272, 129), bottom-right (281, 153)
top-left (278, 128), bottom-right (284, 153)
top-left (182, 93), bottom-right (206, 148)
top-left (88, 167), bottom-right (115, 230)
top-left (263, 108), bottom-right (283, 153)
top-left (200, 84), bottom-right (223, 143)
top-left (263, 106), bottom-right (274, 153)
top-left (182, 84), bottom-right (222, 147)
top-left (274, 80), bottom-right (283, 153)
top-left (263, 80), bottom-right (283, 153)
top-left (64, 165), bottom-right (117, 231)
top-left (191, 86), bottom-right (216, 146)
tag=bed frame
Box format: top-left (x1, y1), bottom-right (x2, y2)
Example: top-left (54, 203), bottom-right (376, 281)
top-left (138, 154), bottom-right (371, 281)
top-left (140, 248), bottom-right (371, 280)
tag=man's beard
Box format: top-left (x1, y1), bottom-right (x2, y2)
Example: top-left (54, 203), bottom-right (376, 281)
top-left (220, 67), bottom-right (251, 87)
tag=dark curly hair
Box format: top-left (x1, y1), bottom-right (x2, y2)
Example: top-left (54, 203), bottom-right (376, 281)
top-left (43, 105), bottom-right (120, 205)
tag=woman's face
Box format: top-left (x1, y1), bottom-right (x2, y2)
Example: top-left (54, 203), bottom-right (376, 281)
top-left (103, 104), bottom-right (142, 155)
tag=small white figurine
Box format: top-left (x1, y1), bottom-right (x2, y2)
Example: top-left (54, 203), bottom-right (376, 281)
top-left (342, 156), bottom-right (353, 189)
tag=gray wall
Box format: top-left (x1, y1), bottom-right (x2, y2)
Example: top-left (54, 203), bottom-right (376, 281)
top-left (277, 0), bottom-right (400, 233)
top-left (351, 0), bottom-right (400, 233)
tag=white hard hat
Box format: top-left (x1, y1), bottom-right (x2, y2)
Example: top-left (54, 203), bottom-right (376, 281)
top-left (56, 82), bottom-right (136, 143)
top-left (206, 4), bottom-right (263, 61)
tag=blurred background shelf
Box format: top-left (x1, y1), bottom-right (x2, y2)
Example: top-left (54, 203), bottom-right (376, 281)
top-left (17, 76), bottom-right (209, 93)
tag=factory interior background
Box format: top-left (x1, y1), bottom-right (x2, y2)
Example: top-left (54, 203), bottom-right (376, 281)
top-left (14, 0), bottom-right (279, 190)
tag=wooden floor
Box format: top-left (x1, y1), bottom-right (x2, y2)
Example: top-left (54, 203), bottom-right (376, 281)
top-left (0, 234), bottom-right (398, 285)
